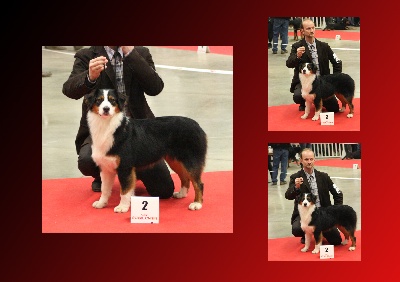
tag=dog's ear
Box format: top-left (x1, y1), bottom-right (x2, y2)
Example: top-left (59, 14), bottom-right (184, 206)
top-left (311, 63), bottom-right (318, 74)
top-left (310, 193), bottom-right (317, 203)
top-left (84, 89), bottom-right (98, 109)
top-left (113, 90), bottom-right (127, 111)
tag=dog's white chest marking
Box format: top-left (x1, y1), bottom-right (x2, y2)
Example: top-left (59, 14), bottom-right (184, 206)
top-left (299, 202), bottom-right (316, 231)
top-left (87, 111), bottom-right (123, 172)
top-left (299, 73), bottom-right (315, 100)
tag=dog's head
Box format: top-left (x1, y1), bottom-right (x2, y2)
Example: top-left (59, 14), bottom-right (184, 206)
top-left (85, 89), bottom-right (126, 117)
top-left (299, 62), bottom-right (318, 75)
top-left (296, 193), bottom-right (317, 208)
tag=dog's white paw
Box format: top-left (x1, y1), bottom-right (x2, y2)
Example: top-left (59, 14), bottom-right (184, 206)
top-left (339, 107), bottom-right (345, 113)
top-left (301, 247), bottom-right (308, 252)
top-left (301, 114), bottom-right (308, 119)
top-left (173, 187), bottom-right (189, 199)
top-left (92, 200), bottom-right (107, 209)
top-left (341, 239), bottom-right (348, 245)
top-left (173, 191), bottom-right (188, 199)
top-left (312, 249), bottom-right (320, 254)
top-left (312, 115), bottom-right (319, 121)
top-left (188, 202), bottom-right (202, 210)
top-left (348, 246), bottom-right (356, 251)
top-left (114, 204), bottom-right (130, 213)
top-left (347, 113), bottom-right (353, 118)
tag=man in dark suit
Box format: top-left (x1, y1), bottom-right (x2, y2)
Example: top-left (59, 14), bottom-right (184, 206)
top-left (285, 148), bottom-right (344, 245)
top-left (62, 46), bottom-right (174, 198)
top-left (286, 19), bottom-right (342, 112)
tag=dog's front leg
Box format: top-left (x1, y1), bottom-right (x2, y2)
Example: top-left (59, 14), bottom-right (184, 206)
top-left (301, 100), bottom-right (311, 119)
top-left (301, 232), bottom-right (312, 252)
top-left (312, 98), bottom-right (323, 121)
top-left (114, 189), bottom-right (133, 213)
top-left (114, 168), bottom-right (136, 213)
top-left (93, 170), bottom-right (115, 209)
top-left (312, 231), bottom-right (323, 254)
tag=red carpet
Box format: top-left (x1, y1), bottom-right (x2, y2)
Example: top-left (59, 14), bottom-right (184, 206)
top-left (268, 230), bottom-right (361, 261)
top-left (42, 171), bottom-right (232, 233)
top-left (315, 158), bottom-right (361, 169)
top-left (268, 98), bottom-right (360, 131)
top-left (289, 30), bottom-right (360, 41)
top-left (158, 46), bottom-right (233, 56)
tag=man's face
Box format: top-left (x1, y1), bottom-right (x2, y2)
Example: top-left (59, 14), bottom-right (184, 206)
top-left (302, 21), bottom-right (315, 38)
top-left (301, 151), bottom-right (315, 170)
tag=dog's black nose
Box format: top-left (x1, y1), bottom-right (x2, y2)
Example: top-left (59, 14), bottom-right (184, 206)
top-left (103, 106), bottom-right (110, 113)
top-left (303, 203), bottom-right (307, 207)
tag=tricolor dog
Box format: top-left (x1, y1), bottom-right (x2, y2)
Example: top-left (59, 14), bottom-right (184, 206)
top-left (299, 62), bottom-right (355, 121)
top-left (297, 193), bottom-right (357, 254)
top-left (85, 89), bottom-right (207, 213)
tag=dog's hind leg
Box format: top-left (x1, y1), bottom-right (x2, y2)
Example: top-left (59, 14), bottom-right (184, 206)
top-left (114, 167), bottom-right (136, 213)
top-left (167, 157), bottom-right (204, 210)
top-left (189, 172), bottom-right (204, 210)
top-left (336, 94), bottom-right (354, 118)
top-left (165, 156), bottom-right (204, 210)
top-left (166, 157), bottom-right (190, 199)
top-left (338, 225), bottom-right (356, 251)
top-left (93, 170), bottom-right (116, 209)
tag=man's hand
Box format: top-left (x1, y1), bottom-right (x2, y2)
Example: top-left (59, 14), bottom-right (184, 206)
top-left (88, 56), bottom-right (108, 81)
top-left (297, 46), bottom-right (305, 58)
top-left (294, 177), bottom-right (304, 189)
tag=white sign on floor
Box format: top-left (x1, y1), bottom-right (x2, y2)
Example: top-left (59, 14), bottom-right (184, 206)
top-left (320, 112), bottom-right (334, 125)
top-left (320, 245), bottom-right (334, 259)
top-left (131, 196), bottom-right (159, 224)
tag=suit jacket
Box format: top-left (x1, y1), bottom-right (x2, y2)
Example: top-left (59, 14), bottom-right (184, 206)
top-left (286, 38), bottom-right (342, 93)
top-left (62, 46), bottom-right (164, 154)
top-left (285, 168), bottom-right (343, 224)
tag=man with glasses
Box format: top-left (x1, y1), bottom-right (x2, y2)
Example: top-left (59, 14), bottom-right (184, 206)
top-left (286, 18), bottom-right (342, 112)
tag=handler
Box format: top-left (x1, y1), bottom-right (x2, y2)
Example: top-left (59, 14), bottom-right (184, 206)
top-left (62, 46), bottom-right (174, 197)
top-left (286, 18), bottom-right (342, 112)
top-left (285, 148), bottom-right (343, 245)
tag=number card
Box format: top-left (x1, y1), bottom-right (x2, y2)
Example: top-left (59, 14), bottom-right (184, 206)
top-left (335, 34), bottom-right (341, 40)
top-left (320, 245), bottom-right (334, 259)
top-left (353, 164), bottom-right (359, 169)
top-left (320, 112), bottom-right (334, 125)
top-left (131, 196), bottom-right (159, 224)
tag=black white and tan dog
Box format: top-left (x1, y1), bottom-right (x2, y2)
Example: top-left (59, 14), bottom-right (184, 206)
top-left (299, 62), bottom-right (355, 121)
top-left (85, 89), bottom-right (208, 213)
top-left (297, 193), bottom-right (357, 254)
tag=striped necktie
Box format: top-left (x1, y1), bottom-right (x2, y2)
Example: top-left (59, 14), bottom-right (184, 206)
top-left (308, 175), bottom-right (320, 207)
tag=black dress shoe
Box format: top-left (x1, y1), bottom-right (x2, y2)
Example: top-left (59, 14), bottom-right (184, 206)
top-left (300, 236), bottom-right (305, 244)
top-left (91, 178), bottom-right (102, 192)
top-left (299, 105), bottom-right (305, 111)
